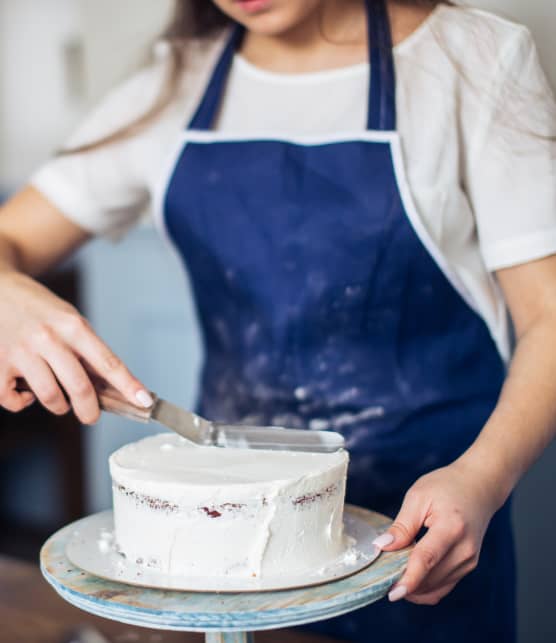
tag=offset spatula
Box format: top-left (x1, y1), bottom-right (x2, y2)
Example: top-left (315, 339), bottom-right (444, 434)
top-left (16, 378), bottom-right (344, 452)
top-left (98, 384), bottom-right (345, 454)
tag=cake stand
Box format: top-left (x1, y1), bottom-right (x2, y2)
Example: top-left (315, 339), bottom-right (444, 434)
top-left (41, 505), bottom-right (411, 643)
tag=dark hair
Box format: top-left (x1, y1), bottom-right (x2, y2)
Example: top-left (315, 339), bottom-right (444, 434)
top-left (166, 1), bottom-right (229, 38)
top-left (63, 0), bottom-right (448, 153)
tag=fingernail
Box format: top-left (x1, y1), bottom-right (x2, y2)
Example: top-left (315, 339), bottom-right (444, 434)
top-left (388, 585), bottom-right (407, 602)
top-left (372, 533), bottom-right (395, 549)
top-left (136, 390), bottom-right (154, 408)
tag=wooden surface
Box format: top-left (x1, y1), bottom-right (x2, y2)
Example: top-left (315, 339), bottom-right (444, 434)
top-left (40, 506), bottom-right (411, 633)
top-left (0, 556), bottom-right (339, 643)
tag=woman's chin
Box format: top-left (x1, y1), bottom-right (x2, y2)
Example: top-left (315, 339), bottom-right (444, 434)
top-left (213, 0), bottom-right (322, 37)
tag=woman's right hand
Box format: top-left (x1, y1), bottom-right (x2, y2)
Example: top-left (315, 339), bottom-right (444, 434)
top-left (0, 270), bottom-right (152, 424)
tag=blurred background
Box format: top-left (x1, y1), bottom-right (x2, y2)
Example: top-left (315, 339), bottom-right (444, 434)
top-left (0, 1), bottom-right (554, 642)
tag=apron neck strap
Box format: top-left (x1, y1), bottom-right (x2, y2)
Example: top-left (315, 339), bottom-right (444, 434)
top-left (366, 0), bottom-right (396, 131)
top-left (187, 0), bottom-right (397, 132)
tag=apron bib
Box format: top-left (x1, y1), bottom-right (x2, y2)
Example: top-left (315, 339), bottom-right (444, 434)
top-left (155, 1), bottom-right (515, 640)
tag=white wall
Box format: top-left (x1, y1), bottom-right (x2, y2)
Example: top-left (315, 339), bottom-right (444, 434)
top-left (0, 0), bottom-right (81, 191)
top-left (0, 0), bottom-right (173, 193)
top-left (78, 0), bottom-right (173, 102)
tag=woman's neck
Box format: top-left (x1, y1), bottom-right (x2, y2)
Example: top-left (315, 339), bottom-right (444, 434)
top-left (240, 0), bottom-right (368, 74)
top-left (239, 1), bottom-right (435, 74)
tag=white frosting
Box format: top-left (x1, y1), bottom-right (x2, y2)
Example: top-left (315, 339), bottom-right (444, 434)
top-left (109, 433), bottom-right (349, 578)
top-left (97, 529), bottom-right (114, 554)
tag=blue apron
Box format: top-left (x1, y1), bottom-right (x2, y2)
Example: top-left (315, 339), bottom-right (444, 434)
top-left (159, 1), bottom-right (516, 640)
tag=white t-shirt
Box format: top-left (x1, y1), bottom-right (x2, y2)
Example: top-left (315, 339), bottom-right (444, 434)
top-left (31, 5), bottom-right (556, 362)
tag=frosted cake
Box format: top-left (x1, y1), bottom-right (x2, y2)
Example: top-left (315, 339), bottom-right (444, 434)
top-left (109, 433), bottom-right (349, 578)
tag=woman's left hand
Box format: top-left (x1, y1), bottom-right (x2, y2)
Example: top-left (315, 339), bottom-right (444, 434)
top-left (373, 459), bottom-right (507, 605)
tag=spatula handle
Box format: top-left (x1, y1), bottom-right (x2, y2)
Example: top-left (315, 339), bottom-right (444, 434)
top-left (95, 382), bottom-right (156, 423)
top-left (15, 377), bottom-right (156, 423)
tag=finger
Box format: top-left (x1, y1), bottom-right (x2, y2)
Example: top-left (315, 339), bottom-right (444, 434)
top-left (37, 338), bottom-right (100, 425)
top-left (388, 525), bottom-right (456, 601)
top-left (57, 313), bottom-right (153, 408)
top-left (13, 350), bottom-right (70, 415)
top-left (407, 543), bottom-right (479, 595)
top-left (0, 385), bottom-right (35, 412)
top-left (406, 582), bottom-right (457, 606)
top-left (374, 490), bottom-right (426, 551)
top-left (0, 369), bottom-right (36, 411)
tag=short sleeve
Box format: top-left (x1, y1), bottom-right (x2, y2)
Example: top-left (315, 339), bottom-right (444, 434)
top-left (30, 63), bottom-right (167, 239)
top-left (463, 27), bottom-right (556, 271)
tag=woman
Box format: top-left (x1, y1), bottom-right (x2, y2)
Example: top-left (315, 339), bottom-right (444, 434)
top-left (0, 0), bottom-right (555, 641)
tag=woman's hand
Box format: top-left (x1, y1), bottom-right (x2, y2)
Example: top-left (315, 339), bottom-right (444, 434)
top-left (372, 458), bottom-right (508, 605)
top-left (0, 270), bottom-right (152, 424)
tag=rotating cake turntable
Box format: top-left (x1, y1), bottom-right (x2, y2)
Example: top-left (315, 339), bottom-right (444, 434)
top-left (41, 504), bottom-right (412, 643)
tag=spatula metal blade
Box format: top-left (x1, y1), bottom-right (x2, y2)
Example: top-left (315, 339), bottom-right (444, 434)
top-left (213, 424), bottom-right (345, 453)
top-left (151, 399), bottom-right (345, 453)
top-left (151, 399), bottom-right (213, 445)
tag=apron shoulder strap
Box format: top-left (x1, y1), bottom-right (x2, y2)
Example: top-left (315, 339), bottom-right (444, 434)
top-left (187, 26), bottom-right (244, 131)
